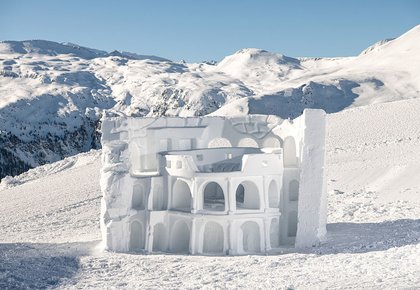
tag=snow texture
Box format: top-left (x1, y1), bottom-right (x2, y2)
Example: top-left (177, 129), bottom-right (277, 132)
top-left (1, 98), bottom-right (419, 288)
top-left (1, 25), bottom-right (420, 179)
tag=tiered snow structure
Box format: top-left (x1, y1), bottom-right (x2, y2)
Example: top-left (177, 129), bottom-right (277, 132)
top-left (100, 109), bottom-right (327, 255)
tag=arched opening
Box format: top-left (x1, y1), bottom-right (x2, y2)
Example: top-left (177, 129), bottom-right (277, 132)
top-left (238, 138), bottom-right (258, 148)
top-left (263, 137), bottom-right (281, 148)
top-left (153, 223), bottom-right (167, 252)
top-left (130, 221), bottom-right (144, 251)
top-left (270, 218), bottom-right (280, 248)
top-left (172, 180), bottom-right (192, 211)
top-left (283, 136), bottom-right (297, 167)
top-left (153, 184), bottom-right (166, 210)
top-left (235, 181), bottom-right (260, 210)
top-left (203, 222), bottom-right (224, 254)
top-left (241, 221), bottom-right (260, 253)
top-left (208, 138), bottom-right (232, 148)
top-left (288, 211), bottom-right (298, 237)
top-left (268, 180), bottom-right (279, 208)
top-left (289, 180), bottom-right (299, 202)
top-left (170, 221), bottom-right (190, 253)
top-left (203, 182), bottom-right (225, 211)
top-left (132, 184), bottom-right (145, 210)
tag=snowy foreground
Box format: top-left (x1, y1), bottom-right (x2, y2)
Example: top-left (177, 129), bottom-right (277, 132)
top-left (1, 98), bottom-right (420, 289)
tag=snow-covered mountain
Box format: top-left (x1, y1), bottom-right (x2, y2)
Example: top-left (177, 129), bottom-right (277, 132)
top-left (1, 25), bottom-right (419, 178)
top-left (216, 25), bottom-right (420, 117)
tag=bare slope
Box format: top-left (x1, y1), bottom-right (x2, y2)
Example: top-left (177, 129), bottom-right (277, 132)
top-left (0, 98), bottom-right (419, 289)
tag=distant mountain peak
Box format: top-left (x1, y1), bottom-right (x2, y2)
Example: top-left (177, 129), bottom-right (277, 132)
top-left (0, 40), bottom-right (170, 61)
top-left (235, 48), bottom-right (268, 54)
top-left (0, 40), bottom-right (108, 59)
top-left (215, 48), bottom-right (302, 90)
top-left (359, 38), bottom-right (395, 55)
top-left (222, 47), bottom-right (299, 65)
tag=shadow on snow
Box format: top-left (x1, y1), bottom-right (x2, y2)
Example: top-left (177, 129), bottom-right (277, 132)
top-left (0, 241), bottom-right (99, 289)
top-left (313, 218), bottom-right (420, 255)
top-left (248, 80), bottom-right (362, 119)
top-left (131, 218), bottom-right (420, 257)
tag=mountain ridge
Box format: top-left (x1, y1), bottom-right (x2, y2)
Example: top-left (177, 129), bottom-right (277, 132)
top-left (0, 24), bottom-right (419, 179)
top-left (0, 39), bottom-right (170, 61)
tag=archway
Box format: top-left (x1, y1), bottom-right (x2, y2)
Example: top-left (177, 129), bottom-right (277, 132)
top-left (268, 180), bottom-right (279, 208)
top-left (170, 220), bottom-right (190, 253)
top-left (172, 180), bottom-right (192, 211)
top-left (241, 221), bottom-right (260, 253)
top-left (235, 181), bottom-right (260, 210)
top-left (130, 221), bottom-right (144, 251)
top-left (270, 218), bottom-right (280, 248)
top-left (283, 136), bottom-right (297, 167)
top-left (132, 184), bottom-right (145, 210)
top-left (153, 223), bottom-right (167, 252)
top-left (203, 182), bottom-right (225, 211)
top-left (288, 211), bottom-right (298, 237)
top-left (203, 222), bottom-right (224, 254)
top-left (289, 180), bottom-right (299, 201)
top-left (208, 138), bottom-right (232, 148)
top-left (238, 138), bottom-right (258, 148)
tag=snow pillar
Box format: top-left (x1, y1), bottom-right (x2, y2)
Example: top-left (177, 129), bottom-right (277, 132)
top-left (190, 219), bottom-right (198, 254)
top-left (295, 109), bottom-right (327, 248)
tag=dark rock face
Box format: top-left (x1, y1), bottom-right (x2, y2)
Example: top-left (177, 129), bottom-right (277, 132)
top-left (0, 118), bottom-right (102, 179)
top-left (0, 147), bottom-right (31, 178)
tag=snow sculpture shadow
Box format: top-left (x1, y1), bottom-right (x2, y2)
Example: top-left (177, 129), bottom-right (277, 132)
top-left (313, 219), bottom-right (420, 255)
top-left (124, 219), bottom-right (420, 257)
top-left (0, 241), bottom-right (96, 289)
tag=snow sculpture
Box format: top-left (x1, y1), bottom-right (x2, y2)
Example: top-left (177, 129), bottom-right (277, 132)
top-left (100, 109), bottom-right (327, 255)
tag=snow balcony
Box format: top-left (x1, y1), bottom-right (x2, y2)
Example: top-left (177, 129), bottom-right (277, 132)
top-left (161, 147), bottom-right (283, 215)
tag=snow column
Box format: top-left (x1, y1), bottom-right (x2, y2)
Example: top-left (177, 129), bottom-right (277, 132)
top-left (295, 109), bottom-right (327, 248)
top-left (100, 116), bottom-right (131, 251)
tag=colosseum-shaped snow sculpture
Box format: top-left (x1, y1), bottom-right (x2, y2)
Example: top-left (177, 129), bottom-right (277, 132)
top-left (100, 109), bottom-right (327, 255)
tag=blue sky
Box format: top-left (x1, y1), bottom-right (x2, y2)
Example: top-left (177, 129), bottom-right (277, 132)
top-left (0, 0), bottom-right (419, 62)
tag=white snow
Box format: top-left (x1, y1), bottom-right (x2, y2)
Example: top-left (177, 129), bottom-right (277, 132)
top-left (1, 98), bottom-right (419, 288)
top-left (0, 150), bottom-right (101, 190)
top-left (214, 25), bottom-right (420, 118)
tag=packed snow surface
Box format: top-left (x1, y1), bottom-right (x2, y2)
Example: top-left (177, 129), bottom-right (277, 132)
top-left (1, 98), bottom-right (419, 289)
top-left (1, 25), bottom-right (420, 178)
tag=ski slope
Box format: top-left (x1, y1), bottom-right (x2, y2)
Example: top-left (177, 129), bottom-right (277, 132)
top-left (1, 98), bottom-right (419, 289)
